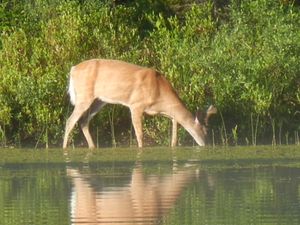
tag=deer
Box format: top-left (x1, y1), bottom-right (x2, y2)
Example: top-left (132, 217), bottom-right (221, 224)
top-left (63, 59), bottom-right (217, 149)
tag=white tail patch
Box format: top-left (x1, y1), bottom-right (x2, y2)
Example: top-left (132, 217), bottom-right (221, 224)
top-left (68, 67), bottom-right (76, 105)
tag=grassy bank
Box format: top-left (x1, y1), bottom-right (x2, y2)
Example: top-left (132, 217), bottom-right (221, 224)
top-left (0, 146), bottom-right (300, 169)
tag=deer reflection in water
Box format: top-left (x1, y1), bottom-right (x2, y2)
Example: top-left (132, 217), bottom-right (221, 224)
top-left (67, 163), bottom-right (198, 225)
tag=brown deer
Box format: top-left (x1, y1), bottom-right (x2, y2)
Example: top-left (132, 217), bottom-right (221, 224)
top-left (63, 59), bottom-right (217, 148)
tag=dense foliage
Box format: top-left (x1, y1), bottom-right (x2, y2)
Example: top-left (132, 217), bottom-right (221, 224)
top-left (0, 0), bottom-right (299, 147)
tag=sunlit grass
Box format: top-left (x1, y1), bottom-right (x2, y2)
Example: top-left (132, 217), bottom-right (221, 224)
top-left (0, 146), bottom-right (299, 169)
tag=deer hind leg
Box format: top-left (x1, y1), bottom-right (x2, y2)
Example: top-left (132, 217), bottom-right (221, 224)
top-left (171, 118), bottom-right (178, 147)
top-left (63, 101), bottom-right (93, 149)
top-left (130, 109), bottom-right (144, 148)
top-left (79, 99), bottom-right (106, 149)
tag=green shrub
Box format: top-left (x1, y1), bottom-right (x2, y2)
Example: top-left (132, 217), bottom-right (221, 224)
top-left (0, 0), bottom-right (299, 147)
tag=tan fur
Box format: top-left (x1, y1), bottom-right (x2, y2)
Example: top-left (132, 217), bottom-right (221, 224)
top-left (67, 164), bottom-right (196, 224)
top-left (63, 59), bottom-right (216, 148)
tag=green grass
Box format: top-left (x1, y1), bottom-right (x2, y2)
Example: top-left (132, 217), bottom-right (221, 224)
top-left (0, 146), bottom-right (300, 169)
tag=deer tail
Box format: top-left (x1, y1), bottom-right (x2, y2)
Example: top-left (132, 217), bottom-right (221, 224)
top-left (68, 67), bottom-right (76, 105)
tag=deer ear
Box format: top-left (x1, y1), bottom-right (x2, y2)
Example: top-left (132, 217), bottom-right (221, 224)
top-left (207, 105), bottom-right (217, 115)
top-left (205, 105), bottom-right (217, 126)
top-left (195, 116), bottom-right (200, 125)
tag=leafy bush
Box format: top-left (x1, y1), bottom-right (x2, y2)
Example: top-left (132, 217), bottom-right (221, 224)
top-left (0, 0), bottom-right (299, 147)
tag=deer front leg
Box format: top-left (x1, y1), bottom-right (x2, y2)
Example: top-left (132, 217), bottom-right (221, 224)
top-left (130, 109), bottom-right (144, 148)
top-left (171, 118), bottom-right (178, 147)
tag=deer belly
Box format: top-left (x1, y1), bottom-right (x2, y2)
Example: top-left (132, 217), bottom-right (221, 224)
top-left (99, 96), bottom-right (130, 107)
top-left (145, 109), bottom-right (159, 115)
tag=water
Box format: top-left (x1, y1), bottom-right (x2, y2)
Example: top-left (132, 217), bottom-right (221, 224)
top-left (0, 161), bottom-right (300, 225)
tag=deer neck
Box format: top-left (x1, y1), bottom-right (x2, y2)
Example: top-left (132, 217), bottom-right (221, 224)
top-left (165, 104), bottom-right (205, 146)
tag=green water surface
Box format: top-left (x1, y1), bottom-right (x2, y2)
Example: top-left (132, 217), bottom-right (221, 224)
top-left (0, 146), bottom-right (299, 225)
